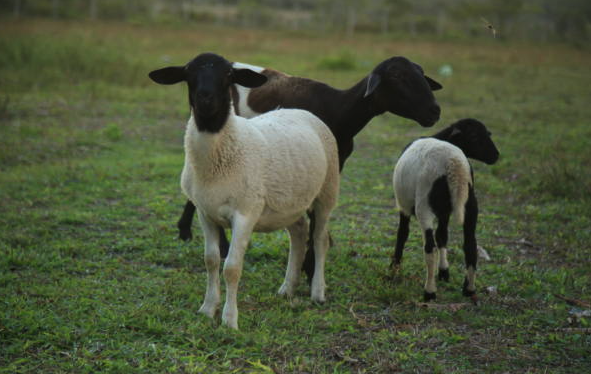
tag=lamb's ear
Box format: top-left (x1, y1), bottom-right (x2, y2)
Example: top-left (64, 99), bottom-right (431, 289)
top-left (364, 73), bottom-right (381, 98)
top-left (450, 126), bottom-right (462, 138)
top-left (149, 66), bottom-right (185, 85)
top-left (232, 68), bottom-right (267, 88)
top-left (425, 76), bottom-right (443, 91)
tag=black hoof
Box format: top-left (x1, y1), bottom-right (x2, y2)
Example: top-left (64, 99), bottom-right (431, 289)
top-left (424, 291), bottom-right (437, 302)
top-left (178, 228), bottom-right (193, 241)
top-left (438, 268), bottom-right (450, 282)
top-left (462, 277), bottom-right (476, 301)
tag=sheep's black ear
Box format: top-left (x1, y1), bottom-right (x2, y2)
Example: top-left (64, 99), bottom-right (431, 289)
top-left (149, 66), bottom-right (185, 85)
top-left (232, 68), bottom-right (267, 88)
top-left (425, 76), bottom-right (443, 91)
top-left (450, 126), bottom-right (462, 138)
top-left (364, 73), bottom-right (381, 98)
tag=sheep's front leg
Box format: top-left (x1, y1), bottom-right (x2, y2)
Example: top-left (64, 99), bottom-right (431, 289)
top-left (462, 187), bottom-right (479, 304)
top-left (279, 216), bottom-right (308, 297)
top-left (222, 212), bottom-right (257, 330)
top-left (197, 211), bottom-right (221, 319)
top-left (178, 200), bottom-right (196, 241)
top-left (391, 212), bottom-right (411, 269)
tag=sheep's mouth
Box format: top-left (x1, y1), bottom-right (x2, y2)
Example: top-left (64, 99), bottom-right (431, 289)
top-left (419, 117), bottom-right (438, 127)
top-left (419, 106), bottom-right (441, 127)
top-left (484, 152), bottom-right (500, 165)
top-left (193, 102), bottom-right (220, 117)
top-left (417, 113), bottom-right (439, 128)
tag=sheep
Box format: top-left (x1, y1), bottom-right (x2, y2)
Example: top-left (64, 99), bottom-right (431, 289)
top-left (391, 118), bottom-right (499, 302)
top-left (176, 56), bottom-right (443, 284)
top-left (149, 52), bottom-right (340, 329)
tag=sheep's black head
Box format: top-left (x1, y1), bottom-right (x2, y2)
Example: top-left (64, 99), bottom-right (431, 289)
top-left (149, 53), bottom-right (267, 132)
top-left (364, 56), bottom-right (442, 128)
top-left (445, 118), bottom-right (500, 165)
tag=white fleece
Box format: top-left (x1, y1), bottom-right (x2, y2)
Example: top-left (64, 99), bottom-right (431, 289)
top-left (184, 106), bottom-right (339, 329)
top-left (393, 138), bottom-right (471, 226)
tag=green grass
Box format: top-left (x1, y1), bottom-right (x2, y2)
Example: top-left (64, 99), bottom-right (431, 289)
top-left (1, 19), bottom-right (590, 373)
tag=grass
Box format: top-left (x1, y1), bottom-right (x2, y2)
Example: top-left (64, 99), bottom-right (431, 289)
top-left (1, 19), bottom-right (590, 373)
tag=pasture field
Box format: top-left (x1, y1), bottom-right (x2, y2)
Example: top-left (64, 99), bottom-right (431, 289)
top-left (1, 20), bottom-right (590, 373)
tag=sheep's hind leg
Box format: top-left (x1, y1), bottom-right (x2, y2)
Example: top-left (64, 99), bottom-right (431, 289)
top-left (436, 214), bottom-right (450, 282)
top-left (278, 216), bottom-right (308, 297)
top-left (197, 211), bottom-right (221, 319)
top-left (309, 202), bottom-right (333, 303)
top-left (222, 212), bottom-right (257, 330)
top-left (462, 187), bottom-right (479, 304)
top-left (417, 204), bottom-right (438, 301)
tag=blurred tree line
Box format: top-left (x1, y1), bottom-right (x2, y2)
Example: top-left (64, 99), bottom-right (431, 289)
top-left (3, 0), bottom-right (591, 43)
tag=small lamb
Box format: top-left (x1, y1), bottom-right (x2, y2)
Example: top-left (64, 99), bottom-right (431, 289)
top-left (149, 53), bottom-right (340, 329)
top-left (391, 118), bottom-right (499, 302)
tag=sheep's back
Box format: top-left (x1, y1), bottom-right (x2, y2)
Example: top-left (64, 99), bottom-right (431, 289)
top-left (251, 109), bottom-right (336, 214)
top-left (393, 138), bottom-right (469, 216)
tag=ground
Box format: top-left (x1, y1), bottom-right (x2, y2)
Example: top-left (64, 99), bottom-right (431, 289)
top-left (0, 20), bottom-right (590, 373)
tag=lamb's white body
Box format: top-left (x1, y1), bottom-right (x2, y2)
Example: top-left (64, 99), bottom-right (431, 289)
top-left (393, 138), bottom-right (471, 225)
top-left (393, 138), bottom-right (472, 296)
top-left (183, 107), bottom-right (339, 329)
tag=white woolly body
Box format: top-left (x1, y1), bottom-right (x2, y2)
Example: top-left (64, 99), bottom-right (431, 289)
top-left (181, 108), bottom-right (339, 233)
top-left (184, 106), bottom-right (339, 329)
top-left (393, 138), bottom-right (471, 225)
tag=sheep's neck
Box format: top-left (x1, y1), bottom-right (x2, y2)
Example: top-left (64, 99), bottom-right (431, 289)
top-left (187, 111), bottom-right (242, 179)
top-left (431, 126), bottom-right (454, 142)
top-left (334, 77), bottom-right (384, 140)
top-left (431, 127), bottom-right (467, 153)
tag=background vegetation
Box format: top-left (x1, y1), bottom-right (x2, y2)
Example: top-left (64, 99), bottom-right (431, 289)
top-left (0, 10), bottom-right (590, 374)
top-left (2, 0), bottom-right (591, 43)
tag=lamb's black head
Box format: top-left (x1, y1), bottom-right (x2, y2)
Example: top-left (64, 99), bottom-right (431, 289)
top-left (364, 56), bottom-right (442, 128)
top-left (444, 118), bottom-right (500, 165)
top-left (149, 53), bottom-right (267, 132)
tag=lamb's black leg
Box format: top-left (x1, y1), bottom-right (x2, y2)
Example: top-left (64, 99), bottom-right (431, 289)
top-left (391, 212), bottom-right (410, 268)
top-left (462, 187), bottom-right (479, 303)
top-left (423, 228), bottom-right (437, 301)
top-left (302, 210), bottom-right (316, 285)
top-left (178, 200), bottom-right (196, 241)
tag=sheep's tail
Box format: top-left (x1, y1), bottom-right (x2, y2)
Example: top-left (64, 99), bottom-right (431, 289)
top-left (446, 158), bottom-right (471, 225)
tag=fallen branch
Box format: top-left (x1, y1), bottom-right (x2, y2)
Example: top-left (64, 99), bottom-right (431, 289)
top-left (416, 302), bottom-right (471, 312)
top-left (555, 328), bottom-right (591, 334)
top-left (554, 294), bottom-right (591, 309)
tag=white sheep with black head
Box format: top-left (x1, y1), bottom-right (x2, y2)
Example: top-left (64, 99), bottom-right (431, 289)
top-left (149, 53), bottom-right (340, 329)
top-left (391, 118), bottom-right (499, 302)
